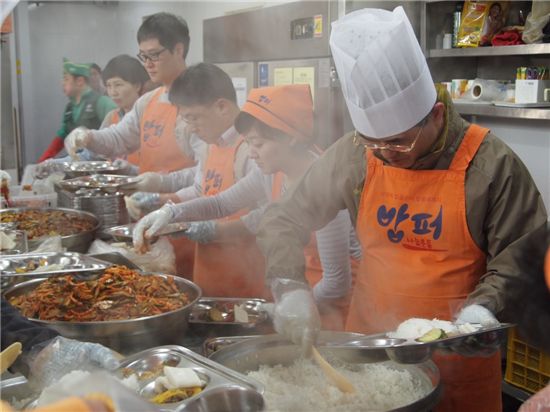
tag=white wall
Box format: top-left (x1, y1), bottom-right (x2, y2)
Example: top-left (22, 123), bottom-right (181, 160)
top-left (13, 0), bottom-right (288, 163)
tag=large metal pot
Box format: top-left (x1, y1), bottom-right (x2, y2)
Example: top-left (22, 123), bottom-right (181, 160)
top-left (209, 333), bottom-right (442, 412)
top-left (0, 207), bottom-right (99, 253)
top-left (3, 274), bottom-right (202, 355)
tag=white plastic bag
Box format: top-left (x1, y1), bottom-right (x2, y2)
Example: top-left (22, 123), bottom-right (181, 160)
top-left (523, 1), bottom-right (550, 43)
top-left (88, 238), bottom-right (176, 274)
top-left (32, 235), bottom-right (66, 253)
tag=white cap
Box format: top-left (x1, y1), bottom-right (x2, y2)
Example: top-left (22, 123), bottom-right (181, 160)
top-left (330, 6), bottom-right (436, 139)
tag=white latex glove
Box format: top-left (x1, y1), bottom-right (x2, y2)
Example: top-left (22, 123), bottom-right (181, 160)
top-left (0, 170), bottom-right (11, 184)
top-left (128, 172), bottom-right (162, 192)
top-left (132, 204), bottom-right (174, 251)
top-left (125, 192), bottom-right (161, 220)
top-left (27, 336), bottom-right (119, 391)
top-left (64, 127), bottom-right (91, 160)
top-left (112, 159), bottom-right (139, 176)
top-left (456, 304), bottom-right (499, 327)
top-left (272, 279), bottom-right (321, 357)
top-left (185, 221), bottom-right (216, 244)
top-left (33, 159), bottom-right (65, 179)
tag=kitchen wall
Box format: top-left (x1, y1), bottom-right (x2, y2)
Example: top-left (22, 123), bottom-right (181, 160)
top-left (12, 0), bottom-right (289, 164)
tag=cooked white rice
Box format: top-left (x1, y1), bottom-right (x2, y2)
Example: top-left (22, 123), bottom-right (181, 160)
top-left (247, 358), bottom-right (431, 411)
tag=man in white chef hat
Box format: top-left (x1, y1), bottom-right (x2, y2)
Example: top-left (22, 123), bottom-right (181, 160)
top-left (256, 6), bottom-right (547, 412)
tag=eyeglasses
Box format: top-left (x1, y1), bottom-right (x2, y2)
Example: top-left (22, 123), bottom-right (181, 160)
top-left (353, 123), bottom-right (426, 153)
top-left (137, 48), bottom-right (168, 63)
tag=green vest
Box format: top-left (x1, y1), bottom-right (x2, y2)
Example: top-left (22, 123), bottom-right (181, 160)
top-left (64, 90), bottom-right (102, 133)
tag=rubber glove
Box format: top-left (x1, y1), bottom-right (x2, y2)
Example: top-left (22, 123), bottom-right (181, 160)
top-left (125, 192), bottom-right (161, 221)
top-left (132, 203), bottom-right (175, 251)
top-left (0, 170), bottom-right (11, 184)
top-left (456, 304), bottom-right (499, 327)
top-left (26, 336), bottom-right (119, 391)
top-left (33, 160), bottom-right (65, 179)
top-left (130, 172), bottom-right (163, 192)
top-left (271, 278), bottom-right (321, 357)
top-left (64, 127), bottom-right (92, 160)
top-left (112, 159), bottom-right (139, 176)
top-left (185, 221), bottom-right (216, 244)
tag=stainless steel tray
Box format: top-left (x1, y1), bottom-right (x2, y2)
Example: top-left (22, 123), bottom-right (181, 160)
top-left (0, 252), bottom-right (110, 277)
top-left (103, 222), bottom-right (189, 242)
top-left (189, 298), bottom-right (268, 327)
top-left (203, 336), bottom-right (260, 357)
top-left (59, 161), bottom-right (122, 176)
top-left (59, 174), bottom-right (138, 193)
top-left (321, 322), bottom-right (515, 364)
top-left (115, 345), bottom-right (263, 411)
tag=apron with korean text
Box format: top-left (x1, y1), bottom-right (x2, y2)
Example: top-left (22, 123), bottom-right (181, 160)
top-left (140, 87), bottom-right (197, 277)
top-left (111, 110), bottom-right (139, 165)
top-left (272, 172), bottom-right (352, 330)
top-left (193, 139), bottom-right (267, 298)
top-left (348, 124), bottom-right (501, 411)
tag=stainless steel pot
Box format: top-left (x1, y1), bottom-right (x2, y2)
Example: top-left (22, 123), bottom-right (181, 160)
top-left (209, 333), bottom-right (442, 412)
top-left (3, 274), bottom-right (202, 354)
top-left (0, 207), bottom-right (100, 253)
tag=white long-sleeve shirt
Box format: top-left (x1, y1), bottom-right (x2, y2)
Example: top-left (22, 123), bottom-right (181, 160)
top-left (167, 164), bottom-right (361, 301)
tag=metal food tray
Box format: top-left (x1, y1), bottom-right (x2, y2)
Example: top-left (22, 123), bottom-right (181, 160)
top-left (59, 174), bottom-right (138, 193)
top-left (103, 222), bottom-right (189, 242)
top-left (188, 298), bottom-right (268, 327)
top-left (59, 160), bottom-right (121, 174)
top-left (114, 345), bottom-right (263, 411)
top-left (203, 336), bottom-right (260, 357)
top-left (0, 252), bottom-right (110, 278)
top-left (320, 322), bottom-right (514, 364)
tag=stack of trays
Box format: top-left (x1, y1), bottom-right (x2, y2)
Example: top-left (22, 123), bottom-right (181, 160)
top-left (57, 186), bottom-right (129, 231)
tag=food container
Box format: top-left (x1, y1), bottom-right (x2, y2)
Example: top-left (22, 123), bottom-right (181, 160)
top-left (188, 298), bottom-right (273, 337)
top-left (58, 174), bottom-right (138, 193)
top-left (203, 336), bottom-right (262, 358)
top-left (322, 323), bottom-right (514, 364)
top-left (0, 207), bottom-right (100, 253)
top-left (209, 333), bottom-right (442, 412)
top-left (1, 185), bottom-right (57, 208)
top-left (3, 273), bottom-right (202, 354)
top-left (114, 345), bottom-right (263, 411)
top-left (103, 222), bottom-right (189, 242)
top-left (58, 161), bottom-right (124, 178)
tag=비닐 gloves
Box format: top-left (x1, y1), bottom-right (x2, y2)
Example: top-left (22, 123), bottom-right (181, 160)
top-left (33, 159), bottom-right (65, 179)
top-left (64, 127), bottom-right (91, 160)
top-left (132, 203), bottom-right (175, 251)
top-left (185, 221), bottom-right (216, 244)
top-left (131, 172), bottom-right (163, 192)
top-left (456, 304), bottom-right (499, 327)
top-left (26, 336), bottom-right (119, 391)
top-left (125, 192), bottom-right (161, 221)
top-left (271, 278), bottom-right (321, 357)
top-left (112, 159), bottom-right (139, 176)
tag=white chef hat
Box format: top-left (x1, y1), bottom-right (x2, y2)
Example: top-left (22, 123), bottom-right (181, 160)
top-left (330, 6), bottom-right (436, 139)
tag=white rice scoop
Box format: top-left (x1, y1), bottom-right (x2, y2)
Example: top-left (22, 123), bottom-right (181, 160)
top-left (312, 347), bottom-right (356, 394)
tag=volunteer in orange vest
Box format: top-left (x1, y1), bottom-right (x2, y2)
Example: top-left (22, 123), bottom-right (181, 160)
top-left (255, 7), bottom-right (547, 412)
top-left (131, 63), bottom-right (264, 297)
top-left (63, 13), bottom-right (202, 276)
top-left (132, 84), bottom-right (360, 329)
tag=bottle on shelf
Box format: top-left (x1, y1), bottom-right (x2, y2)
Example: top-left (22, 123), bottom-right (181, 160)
top-left (452, 2), bottom-right (464, 48)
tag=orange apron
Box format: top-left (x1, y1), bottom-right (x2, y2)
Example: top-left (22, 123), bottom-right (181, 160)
top-left (348, 124), bottom-right (501, 412)
top-left (192, 138), bottom-right (267, 298)
top-left (272, 172), bottom-right (353, 330)
top-left (139, 87), bottom-right (194, 173)
top-left (111, 111), bottom-right (140, 166)
top-left (140, 87), bottom-right (196, 278)
top-left (545, 247), bottom-right (550, 290)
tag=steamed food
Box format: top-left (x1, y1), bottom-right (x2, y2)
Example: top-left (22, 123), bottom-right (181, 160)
top-left (247, 358), bottom-right (430, 411)
top-left (388, 317), bottom-right (481, 340)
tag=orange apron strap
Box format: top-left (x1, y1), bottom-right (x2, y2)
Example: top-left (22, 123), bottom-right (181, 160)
top-left (545, 247), bottom-right (550, 290)
top-left (449, 124), bottom-right (489, 172)
top-left (271, 172), bottom-right (284, 201)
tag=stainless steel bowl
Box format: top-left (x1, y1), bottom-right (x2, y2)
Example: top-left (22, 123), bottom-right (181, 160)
top-left (209, 333), bottom-right (442, 412)
top-left (176, 386), bottom-right (265, 412)
top-left (59, 161), bottom-right (124, 179)
top-left (3, 273), bottom-right (202, 354)
top-left (0, 207), bottom-right (100, 253)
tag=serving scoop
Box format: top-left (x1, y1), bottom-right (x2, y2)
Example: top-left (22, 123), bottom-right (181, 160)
top-left (312, 347), bottom-right (356, 394)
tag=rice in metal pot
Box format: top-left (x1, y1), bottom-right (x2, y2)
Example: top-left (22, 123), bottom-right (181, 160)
top-left (247, 358), bottom-right (430, 411)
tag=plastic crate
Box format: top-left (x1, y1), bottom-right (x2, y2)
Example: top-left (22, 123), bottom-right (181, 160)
top-left (1, 185), bottom-right (57, 208)
top-left (505, 327), bottom-right (550, 393)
